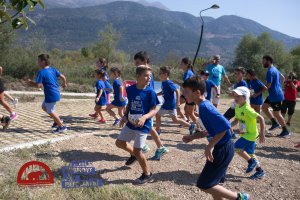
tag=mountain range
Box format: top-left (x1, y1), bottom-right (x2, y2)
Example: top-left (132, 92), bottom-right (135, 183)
top-left (21, 1), bottom-right (300, 63)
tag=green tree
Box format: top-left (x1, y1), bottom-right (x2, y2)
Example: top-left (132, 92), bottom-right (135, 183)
top-left (234, 32), bottom-right (292, 80)
top-left (92, 24), bottom-right (121, 63)
top-left (0, 23), bottom-right (15, 63)
top-left (0, 0), bottom-right (45, 30)
top-left (290, 44), bottom-right (300, 76)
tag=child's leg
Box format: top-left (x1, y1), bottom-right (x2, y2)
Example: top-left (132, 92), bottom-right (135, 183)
top-left (49, 112), bottom-right (63, 127)
top-left (287, 101), bottom-right (296, 124)
top-left (273, 110), bottom-right (286, 127)
top-left (4, 92), bottom-right (14, 102)
top-left (149, 128), bottom-right (163, 148)
top-left (203, 185), bottom-right (239, 200)
top-left (262, 103), bottom-right (275, 121)
top-left (177, 96), bottom-right (187, 120)
top-left (106, 104), bottom-right (118, 120)
top-left (155, 114), bottom-right (161, 131)
top-left (43, 102), bottom-right (63, 126)
top-left (134, 148), bottom-right (149, 174)
top-left (171, 115), bottom-right (190, 127)
top-left (0, 92), bottom-right (13, 114)
top-left (115, 126), bottom-right (135, 155)
top-left (236, 150), bottom-right (252, 161)
top-left (117, 107), bottom-right (124, 118)
top-left (251, 104), bottom-right (261, 114)
top-left (185, 104), bottom-right (198, 125)
top-left (115, 140), bottom-right (134, 155)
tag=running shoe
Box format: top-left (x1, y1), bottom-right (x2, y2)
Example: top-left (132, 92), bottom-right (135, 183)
top-left (238, 192), bottom-right (250, 200)
top-left (189, 123), bottom-right (195, 135)
top-left (268, 122), bottom-right (280, 131)
top-left (52, 120), bottom-right (64, 129)
top-left (113, 118), bottom-right (121, 126)
top-left (10, 112), bottom-right (18, 121)
top-left (135, 173), bottom-right (154, 185)
top-left (278, 130), bottom-right (291, 138)
top-left (294, 142), bottom-right (300, 148)
top-left (53, 126), bottom-right (67, 133)
top-left (125, 155), bottom-right (137, 166)
top-left (246, 159), bottom-right (258, 173)
top-left (89, 113), bottom-right (98, 118)
top-left (98, 119), bottom-right (107, 123)
top-left (150, 146), bottom-right (169, 160)
top-left (2, 116), bottom-right (11, 130)
top-left (250, 170), bottom-right (265, 180)
top-left (12, 98), bottom-right (18, 108)
top-left (142, 144), bottom-right (150, 153)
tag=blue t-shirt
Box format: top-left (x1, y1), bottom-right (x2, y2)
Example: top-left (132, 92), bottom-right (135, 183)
top-left (161, 80), bottom-right (177, 110)
top-left (183, 69), bottom-right (194, 82)
top-left (205, 80), bottom-right (216, 101)
top-left (234, 80), bottom-right (248, 89)
top-left (96, 79), bottom-right (107, 105)
top-left (113, 78), bottom-right (123, 102)
top-left (266, 66), bottom-right (284, 102)
top-left (35, 67), bottom-right (61, 103)
top-left (249, 79), bottom-right (265, 105)
top-left (205, 64), bottom-right (226, 86)
top-left (126, 84), bottom-right (159, 133)
top-left (199, 100), bottom-right (232, 146)
top-left (104, 80), bottom-right (112, 94)
top-left (148, 73), bottom-right (155, 90)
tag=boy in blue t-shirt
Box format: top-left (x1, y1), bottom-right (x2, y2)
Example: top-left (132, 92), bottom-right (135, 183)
top-left (182, 76), bottom-right (250, 200)
top-left (27, 54), bottom-right (67, 133)
top-left (116, 66), bottom-right (159, 185)
top-left (200, 71), bottom-right (219, 102)
top-left (261, 55), bottom-right (290, 137)
top-left (155, 67), bottom-right (195, 142)
top-left (95, 69), bottom-right (107, 123)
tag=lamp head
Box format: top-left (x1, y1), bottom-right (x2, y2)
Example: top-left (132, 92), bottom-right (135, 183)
top-left (211, 4), bottom-right (220, 9)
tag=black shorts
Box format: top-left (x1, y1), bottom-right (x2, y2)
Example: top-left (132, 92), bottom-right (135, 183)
top-left (0, 79), bottom-right (5, 94)
top-left (264, 97), bottom-right (282, 111)
top-left (224, 107), bottom-right (235, 120)
top-left (197, 140), bottom-right (234, 189)
top-left (180, 94), bottom-right (195, 106)
top-left (281, 100), bottom-right (296, 116)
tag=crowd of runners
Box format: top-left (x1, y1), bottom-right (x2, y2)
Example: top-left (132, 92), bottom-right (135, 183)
top-left (0, 52), bottom-right (299, 200)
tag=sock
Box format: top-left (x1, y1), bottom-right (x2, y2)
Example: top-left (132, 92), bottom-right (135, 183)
top-left (256, 167), bottom-right (263, 172)
top-left (282, 126), bottom-right (289, 132)
top-left (271, 118), bottom-right (277, 125)
top-left (247, 158), bottom-right (254, 164)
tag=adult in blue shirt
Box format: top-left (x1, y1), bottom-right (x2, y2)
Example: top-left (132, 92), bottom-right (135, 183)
top-left (261, 55), bottom-right (290, 137)
top-left (27, 54), bottom-right (67, 133)
top-left (205, 55), bottom-right (231, 108)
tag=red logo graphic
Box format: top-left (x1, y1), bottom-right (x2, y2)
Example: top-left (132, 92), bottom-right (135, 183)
top-left (17, 161), bottom-right (54, 187)
top-left (123, 80), bottom-right (136, 97)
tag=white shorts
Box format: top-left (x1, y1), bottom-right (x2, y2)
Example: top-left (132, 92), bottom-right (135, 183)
top-left (42, 101), bottom-right (56, 114)
top-left (212, 85), bottom-right (221, 105)
top-left (117, 126), bottom-right (148, 149)
top-left (157, 108), bottom-right (177, 117)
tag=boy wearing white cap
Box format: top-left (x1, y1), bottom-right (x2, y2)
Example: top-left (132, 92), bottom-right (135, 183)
top-left (231, 86), bottom-right (266, 179)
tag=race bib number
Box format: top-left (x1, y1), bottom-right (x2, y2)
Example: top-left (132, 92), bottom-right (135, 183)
top-left (128, 113), bottom-right (143, 125)
top-left (239, 122), bottom-right (246, 134)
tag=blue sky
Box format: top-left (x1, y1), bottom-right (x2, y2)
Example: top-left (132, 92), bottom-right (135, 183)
top-left (146, 0), bottom-right (300, 38)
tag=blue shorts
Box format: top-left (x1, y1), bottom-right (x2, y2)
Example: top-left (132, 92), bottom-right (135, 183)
top-left (197, 140), bottom-right (234, 189)
top-left (111, 99), bottom-right (127, 107)
top-left (42, 101), bottom-right (57, 114)
top-left (235, 137), bottom-right (256, 155)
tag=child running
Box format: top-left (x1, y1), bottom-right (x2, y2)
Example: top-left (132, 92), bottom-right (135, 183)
top-left (133, 51), bottom-right (168, 160)
top-left (106, 67), bottom-right (127, 126)
top-left (182, 76), bottom-right (250, 200)
top-left (27, 54), bottom-right (67, 133)
top-left (281, 72), bottom-right (299, 126)
top-left (116, 66), bottom-right (159, 184)
top-left (94, 69), bottom-right (107, 123)
top-left (155, 66), bottom-right (195, 135)
top-left (246, 69), bottom-right (267, 114)
top-left (0, 66), bottom-right (18, 120)
top-left (231, 86), bottom-right (266, 179)
top-left (200, 70), bottom-right (219, 102)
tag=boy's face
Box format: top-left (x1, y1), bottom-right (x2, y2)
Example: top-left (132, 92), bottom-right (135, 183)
top-left (37, 59), bottom-right (44, 68)
top-left (245, 72), bottom-right (251, 80)
top-left (183, 87), bottom-right (199, 103)
top-left (137, 70), bottom-right (151, 86)
top-left (203, 75), bottom-right (209, 80)
top-left (159, 71), bottom-right (168, 80)
top-left (212, 59), bottom-right (219, 65)
top-left (134, 59), bottom-right (145, 67)
top-left (233, 93), bottom-right (246, 105)
top-left (234, 71), bottom-right (243, 81)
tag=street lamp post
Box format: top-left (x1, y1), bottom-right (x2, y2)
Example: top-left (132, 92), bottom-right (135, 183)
top-left (192, 4), bottom-right (220, 66)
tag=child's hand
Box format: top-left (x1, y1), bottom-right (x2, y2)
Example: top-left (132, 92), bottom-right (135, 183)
top-left (205, 146), bottom-right (214, 162)
top-left (95, 97), bottom-right (100, 103)
top-left (216, 94), bottom-right (220, 99)
top-left (182, 135), bottom-right (193, 143)
top-left (259, 133), bottom-right (265, 144)
top-left (119, 116), bottom-right (127, 128)
top-left (62, 83), bottom-right (67, 88)
top-left (135, 116), bottom-right (146, 127)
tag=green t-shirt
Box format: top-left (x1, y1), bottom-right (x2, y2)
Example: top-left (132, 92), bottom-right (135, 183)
top-left (235, 103), bottom-right (259, 142)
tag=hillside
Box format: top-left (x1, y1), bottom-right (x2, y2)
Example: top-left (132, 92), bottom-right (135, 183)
top-left (20, 1), bottom-right (300, 63)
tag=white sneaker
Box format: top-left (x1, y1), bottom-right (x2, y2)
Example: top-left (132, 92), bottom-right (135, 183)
top-left (13, 98), bottom-right (18, 108)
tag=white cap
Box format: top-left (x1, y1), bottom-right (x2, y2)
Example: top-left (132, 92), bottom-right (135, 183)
top-left (233, 86), bottom-right (250, 102)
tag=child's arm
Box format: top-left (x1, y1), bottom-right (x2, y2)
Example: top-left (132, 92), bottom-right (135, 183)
top-left (27, 79), bottom-right (43, 88)
top-left (175, 89), bottom-right (181, 108)
top-left (136, 106), bottom-right (159, 128)
top-left (96, 89), bottom-right (103, 102)
top-left (119, 86), bottom-right (125, 101)
top-left (231, 118), bottom-right (239, 127)
top-left (213, 86), bottom-right (220, 98)
top-left (59, 74), bottom-right (67, 88)
top-left (182, 130), bottom-right (207, 143)
top-left (120, 104), bottom-right (130, 127)
top-left (0, 66), bottom-right (3, 76)
top-left (252, 83), bottom-right (267, 98)
top-left (205, 130), bottom-right (227, 162)
top-left (156, 91), bottom-right (163, 96)
top-left (257, 114), bottom-right (265, 144)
